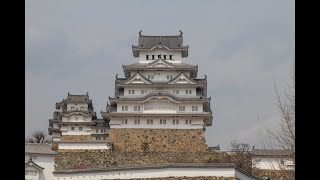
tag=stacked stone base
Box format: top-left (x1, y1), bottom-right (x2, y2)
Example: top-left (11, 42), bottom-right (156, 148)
top-left (104, 177), bottom-right (236, 180)
top-left (55, 150), bottom-right (252, 174)
top-left (61, 135), bottom-right (91, 141)
top-left (109, 128), bottom-right (208, 152)
top-left (252, 168), bottom-right (295, 180)
top-left (51, 141), bottom-right (59, 151)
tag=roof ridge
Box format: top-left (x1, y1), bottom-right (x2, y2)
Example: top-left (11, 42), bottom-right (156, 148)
top-left (140, 35), bottom-right (181, 38)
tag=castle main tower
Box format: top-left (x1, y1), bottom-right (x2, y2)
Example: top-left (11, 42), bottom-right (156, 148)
top-left (101, 31), bottom-right (213, 152)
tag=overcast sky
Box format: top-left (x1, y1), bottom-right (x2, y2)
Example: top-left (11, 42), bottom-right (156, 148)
top-left (26, 0), bottom-right (294, 150)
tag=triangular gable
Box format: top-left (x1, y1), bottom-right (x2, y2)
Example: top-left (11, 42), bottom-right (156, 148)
top-left (168, 73), bottom-right (196, 84)
top-left (124, 73), bottom-right (152, 84)
top-left (25, 160), bottom-right (44, 171)
top-left (146, 59), bottom-right (174, 68)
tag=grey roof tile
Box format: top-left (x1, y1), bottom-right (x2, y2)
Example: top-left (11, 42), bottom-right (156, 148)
top-left (251, 149), bottom-right (292, 156)
top-left (25, 143), bottom-right (57, 155)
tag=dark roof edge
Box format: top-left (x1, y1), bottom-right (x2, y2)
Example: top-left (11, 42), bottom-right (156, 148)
top-left (25, 160), bottom-right (45, 170)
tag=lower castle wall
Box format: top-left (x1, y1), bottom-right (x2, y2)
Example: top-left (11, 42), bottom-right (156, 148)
top-left (252, 168), bottom-right (295, 180)
top-left (52, 142), bottom-right (59, 151)
top-left (61, 135), bottom-right (91, 141)
top-left (108, 128), bottom-right (208, 152)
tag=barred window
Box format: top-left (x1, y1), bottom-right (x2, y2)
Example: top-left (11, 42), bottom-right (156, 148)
top-left (192, 106), bottom-right (198, 111)
top-left (134, 119), bottom-right (140, 124)
top-left (160, 119), bottom-right (166, 124)
top-left (179, 106), bottom-right (185, 111)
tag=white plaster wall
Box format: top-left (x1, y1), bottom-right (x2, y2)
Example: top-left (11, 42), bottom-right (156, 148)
top-left (252, 157), bottom-right (293, 170)
top-left (58, 143), bottom-right (111, 150)
top-left (139, 71), bottom-right (181, 83)
top-left (123, 87), bottom-right (197, 97)
top-left (109, 117), bottom-right (204, 129)
top-left (61, 125), bottom-right (91, 135)
top-left (138, 49), bottom-right (182, 63)
top-left (53, 123), bottom-right (59, 128)
top-left (25, 166), bottom-right (40, 180)
top-left (116, 102), bottom-right (203, 113)
top-left (54, 167), bottom-right (238, 180)
top-left (67, 103), bottom-right (88, 111)
top-left (25, 154), bottom-right (55, 180)
top-left (235, 169), bottom-right (257, 180)
top-left (52, 137), bottom-right (61, 141)
top-left (62, 114), bottom-right (91, 122)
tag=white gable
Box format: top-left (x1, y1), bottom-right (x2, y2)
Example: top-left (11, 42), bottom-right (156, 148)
top-left (146, 59), bottom-right (174, 68)
top-left (169, 74), bottom-right (196, 84)
top-left (124, 74), bottom-right (151, 84)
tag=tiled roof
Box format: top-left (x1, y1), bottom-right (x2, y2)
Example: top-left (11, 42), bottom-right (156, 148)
top-left (123, 60), bottom-right (197, 69)
top-left (209, 145), bottom-right (220, 151)
top-left (133, 34), bottom-right (188, 49)
top-left (25, 159), bottom-right (45, 170)
top-left (25, 143), bottom-right (57, 155)
top-left (66, 93), bottom-right (90, 103)
top-left (132, 31), bottom-right (189, 57)
top-left (108, 92), bottom-right (211, 102)
top-left (251, 149), bottom-right (292, 157)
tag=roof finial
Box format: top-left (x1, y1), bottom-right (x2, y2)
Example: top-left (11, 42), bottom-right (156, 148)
top-left (86, 92), bottom-right (88, 96)
top-left (116, 74), bottom-right (118, 78)
top-left (179, 30), bottom-right (183, 37)
top-left (139, 30), bottom-right (142, 36)
top-left (68, 92), bottom-right (70, 96)
top-left (204, 74), bottom-right (207, 79)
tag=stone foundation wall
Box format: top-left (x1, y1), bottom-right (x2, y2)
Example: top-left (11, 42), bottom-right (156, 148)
top-left (252, 168), bottom-right (295, 180)
top-left (61, 135), bottom-right (91, 141)
top-left (109, 129), bottom-right (208, 152)
top-left (103, 177), bottom-right (236, 180)
top-left (51, 141), bottom-right (59, 151)
top-left (55, 150), bottom-right (252, 174)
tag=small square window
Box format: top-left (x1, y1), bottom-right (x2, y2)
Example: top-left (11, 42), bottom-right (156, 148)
top-left (71, 127), bottom-right (75, 131)
top-left (79, 127), bottom-right (82, 131)
top-left (147, 119), bottom-right (153, 124)
top-left (96, 137), bottom-right (98, 140)
top-left (192, 106), bottom-right (198, 111)
top-left (160, 119), bottom-right (166, 124)
top-left (134, 119), bottom-right (140, 124)
top-left (179, 106), bottom-right (185, 111)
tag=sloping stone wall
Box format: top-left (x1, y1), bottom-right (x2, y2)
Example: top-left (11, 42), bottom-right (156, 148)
top-left (61, 135), bottom-right (91, 141)
top-left (252, 168), bottom-right (295, 180)
top-left (109, 129), bottom-right (208, 152)
top-left (55, 150), bottom-right (252, 174)
top-left (103, 177), bottom-right (236, 180)
top-left (52, 142), bottom-right (59, 151)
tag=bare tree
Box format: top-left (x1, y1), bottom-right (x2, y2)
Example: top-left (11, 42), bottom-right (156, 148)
top-left (257, 62), bottom-right (295, 179)
top-left (25, 130), bottom-right (52, 144)
top-left (229, 140), bottom-right (253, 174)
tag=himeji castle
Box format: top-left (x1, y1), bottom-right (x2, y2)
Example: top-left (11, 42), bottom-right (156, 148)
top-left (101, 30), bottom-right (213, 152)
top-left (42, 31), bottom-right (260, 180)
